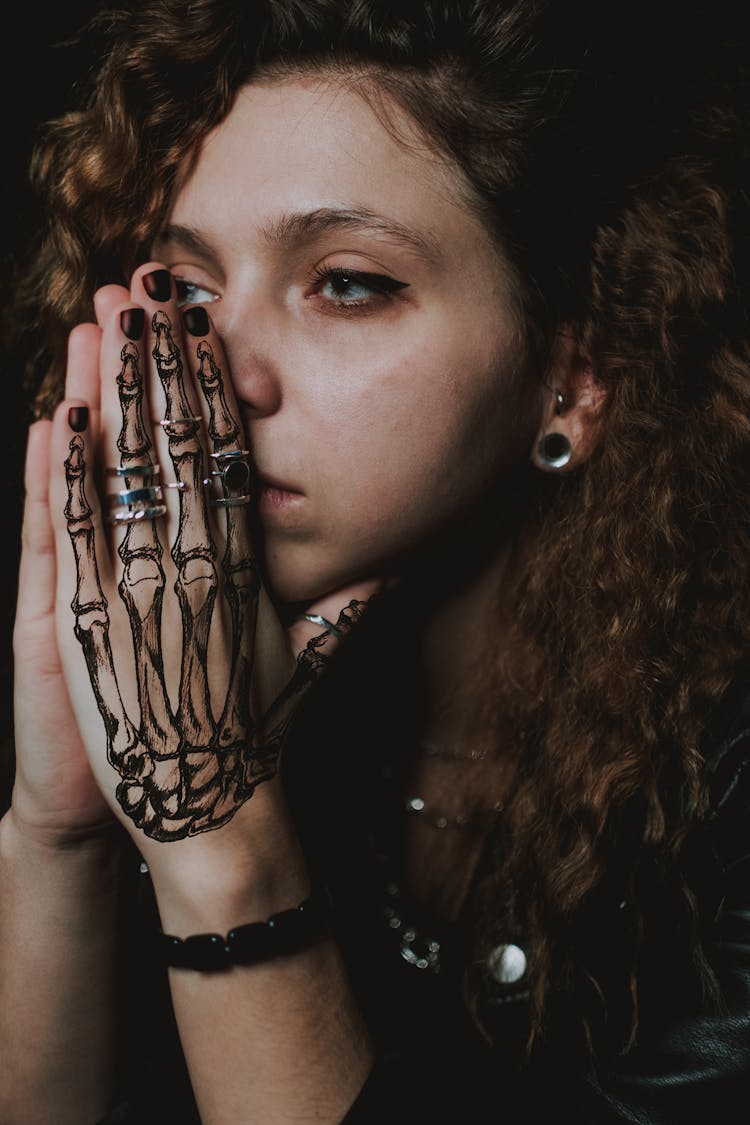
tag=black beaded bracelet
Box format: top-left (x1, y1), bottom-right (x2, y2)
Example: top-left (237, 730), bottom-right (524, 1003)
top-left (156, 888), bottom-right (332, 971)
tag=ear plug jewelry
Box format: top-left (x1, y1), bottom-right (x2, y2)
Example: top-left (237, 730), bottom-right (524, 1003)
top-left (537, 433), bottom-right (572, 469)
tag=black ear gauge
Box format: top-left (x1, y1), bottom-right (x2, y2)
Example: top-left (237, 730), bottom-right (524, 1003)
top-left (536, 432), bottom-right (572, 469)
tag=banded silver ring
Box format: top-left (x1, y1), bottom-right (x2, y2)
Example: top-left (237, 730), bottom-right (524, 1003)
top-left (107, 485), bottom-right (163, 507)
top-left (105, 463), bottom-right (161, 479)
top-left (106, 504), bottom-right (168, 524)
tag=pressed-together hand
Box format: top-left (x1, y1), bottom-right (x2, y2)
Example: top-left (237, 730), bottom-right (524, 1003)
top-left (12, 421), bottom-right (114, 845)
top-left (39, 264), bottom-right (375, 851)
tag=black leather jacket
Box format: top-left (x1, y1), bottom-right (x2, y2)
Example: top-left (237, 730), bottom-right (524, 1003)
top-left (341, 672), bottom-right (750, 1124)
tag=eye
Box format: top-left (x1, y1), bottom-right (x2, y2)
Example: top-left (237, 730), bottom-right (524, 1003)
top-left (310, 266), bottom-right (409, 310)
top-left (173, 277), bottom-right (220, 308)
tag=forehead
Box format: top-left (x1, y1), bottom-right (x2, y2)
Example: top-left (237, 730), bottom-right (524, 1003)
top-left (168, 75), bottom-right (495, 259)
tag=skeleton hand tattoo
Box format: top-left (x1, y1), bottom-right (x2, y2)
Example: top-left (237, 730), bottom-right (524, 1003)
top-left (64, 311), bottom-right (364, 841)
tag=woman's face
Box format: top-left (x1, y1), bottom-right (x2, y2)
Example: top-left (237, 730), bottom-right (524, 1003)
top-left (154, 76), bottom-right (542, 602)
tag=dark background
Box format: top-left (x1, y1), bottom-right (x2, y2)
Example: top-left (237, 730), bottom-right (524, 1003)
top-left (1, 5), bottom-right (110, 808)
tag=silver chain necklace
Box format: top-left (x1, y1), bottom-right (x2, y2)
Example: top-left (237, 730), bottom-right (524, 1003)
top-left (376, 745), bottom-right (501, 973)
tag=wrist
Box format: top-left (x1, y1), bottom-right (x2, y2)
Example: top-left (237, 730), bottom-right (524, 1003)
top-left (143, 779), bottom-right (312, 933)
top-left (0, 809), bottom-right (123, 919)
top-left (157, 886), bottom-right (332, 969)
top-left (1, 804), bottom-right (122, 866)
top-left (6, 777), bottom-right (119, 853)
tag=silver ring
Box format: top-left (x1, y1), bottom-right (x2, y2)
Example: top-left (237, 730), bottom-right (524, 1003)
top-left (211, 451), bottom-right (252, 491)
top-left (205, 465), bottom-right (252, 491)
top-left (159, 416), bottom-right (202, 430)
top-left (107, 504), bottom-right (167, 524)
top-left (107, 486), bottom-right (163, 507)
top-left (205, 448), bottom-right (252, 496)
top-left (300, 613), bottom-right (343, 638)
top-left (105, 464), bottom-right (161, 479)
top-left (210, 448), bottom-right (250, 462)
top-left (209, 495), bottom-right (251, 508)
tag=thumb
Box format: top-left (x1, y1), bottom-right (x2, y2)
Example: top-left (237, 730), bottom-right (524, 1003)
top-left (285, 578), bottom-right (388, 662)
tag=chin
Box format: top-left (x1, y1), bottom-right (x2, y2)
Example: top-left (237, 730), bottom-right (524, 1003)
top-left (261, 554), bottom-right (334, 607)
top-left (262, 548), bottom-right (372, 610)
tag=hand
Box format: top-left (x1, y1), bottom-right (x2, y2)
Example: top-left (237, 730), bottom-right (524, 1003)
top-left (46, 264), bottom-right (379, 860)
top-left (11, 382), bottom-right (114, 847)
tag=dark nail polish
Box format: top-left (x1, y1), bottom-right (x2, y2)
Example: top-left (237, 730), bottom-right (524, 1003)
top-left (68, 406), bottom-right (89, 433)
top-left (143, 269), bottom-right (172, 302)
top-left (182, 306), bottom-right (210, 337)
top-left (120, 307), bottom-right (145, 340)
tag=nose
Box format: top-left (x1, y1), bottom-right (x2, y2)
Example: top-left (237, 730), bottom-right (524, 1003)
top-left (209, 293), bottom-right (283, 419)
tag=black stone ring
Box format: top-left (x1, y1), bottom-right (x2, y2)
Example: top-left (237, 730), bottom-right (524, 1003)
top-left (208, 448), bottom-right (252, 493)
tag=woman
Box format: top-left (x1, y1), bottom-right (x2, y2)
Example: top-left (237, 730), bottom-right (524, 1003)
top-left (2, 0), bottom-right (749, 1121)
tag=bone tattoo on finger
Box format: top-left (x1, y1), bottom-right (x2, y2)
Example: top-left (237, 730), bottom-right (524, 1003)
top-left (64, 312), bottom-right (364, 841)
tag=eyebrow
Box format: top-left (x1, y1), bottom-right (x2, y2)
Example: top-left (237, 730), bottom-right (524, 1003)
top-left (154, 206), bottom-right (441, 266)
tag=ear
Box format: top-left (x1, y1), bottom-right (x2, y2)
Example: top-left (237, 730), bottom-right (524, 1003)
top-left (530, 329), bottom-right (607, 473)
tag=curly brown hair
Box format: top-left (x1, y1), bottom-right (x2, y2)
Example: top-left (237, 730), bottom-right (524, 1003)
top-left (11, 0), bottom-right (750, 1052)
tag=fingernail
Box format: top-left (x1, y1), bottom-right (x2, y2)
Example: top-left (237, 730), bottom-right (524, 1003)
top-left (182, 306), bottom-right (210, 337)
top-left (143, 269), bottom-right (172, 302)
top-left (120, 307), bottom-right (145, 340)
top-left (68, 406), bottom-right (89, 433)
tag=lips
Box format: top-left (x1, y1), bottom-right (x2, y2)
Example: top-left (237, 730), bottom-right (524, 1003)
top-left (251, 465), bottom-right (305, 516)
top-left (253, 468), bottom-right (303, 496)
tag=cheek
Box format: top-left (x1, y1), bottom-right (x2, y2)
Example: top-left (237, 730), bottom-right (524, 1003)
top-left (315, 335), bottom-right (529, 531)
top-left (264, 326), bottom-right (535, 601)
top-left (336, 333), bottom-right (524, 463)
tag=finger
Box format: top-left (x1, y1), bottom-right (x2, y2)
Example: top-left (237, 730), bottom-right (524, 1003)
top-left (13, 418), bottom-right (106, 830)
top-left (64, 322), bottom-right (104, 417)
top-left (98, 298), bottom-right (181, 764)
top-left (99, 298), bottom-right (169, 523)
top-left (93, 283), bottom-right (131, 327)
top-left (181, 303), bottom-right (259, 750)
top-left (181, 304), bottom-right (252, 510)
top-left (243, 579), bottom-right (386, 802)
top-left (132, 261), bottom-right (212, 528)
top-left (287, 579), bottom-right (386, 661)
top-left (132, 262), bottom-right (220, 749)
top-left (180, 302), bottom-right (254, 581)
top-left (49, 396), bottom-right (147, 792)
top-left (132, 259), bottom-right (206, 437)
top-left (16, 420), bottom-right (56, 628)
